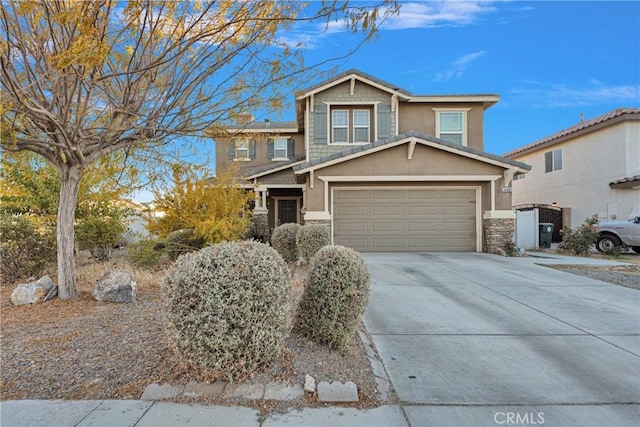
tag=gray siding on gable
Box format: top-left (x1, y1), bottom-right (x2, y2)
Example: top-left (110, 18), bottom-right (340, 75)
top-left (308, 80), bottom-right (396, 161)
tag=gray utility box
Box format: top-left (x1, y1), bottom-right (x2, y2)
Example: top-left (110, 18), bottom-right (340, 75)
top-left (539, 223), bottom-right (554, 248)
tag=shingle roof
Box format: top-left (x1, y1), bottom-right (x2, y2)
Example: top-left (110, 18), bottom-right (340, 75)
top-left (242, 155), bottom-right (306, 179)
top-left (504, 108), bottom-right (640, 158)
top-left (293, 131), bottom-right (531, 173)
top-left (296, 68), bottom-right (499, 100)
top-left (296, 69), bottom-right (412, 98)
top-left (228, 120), bottom-right (298, 131)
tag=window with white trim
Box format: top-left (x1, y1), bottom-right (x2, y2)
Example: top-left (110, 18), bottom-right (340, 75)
top-left (273, 137), bottom-right (288, 159)
top-left (332, 109), bottom-right (349, 143)
top-left (544, 148), bottom-right (562, 173)
top-left (434, 109), bottom-right (469, 146)
top-left (353, 110), bottom-right (370, 143)
top-left (234, 138), bottom-right (249, 160)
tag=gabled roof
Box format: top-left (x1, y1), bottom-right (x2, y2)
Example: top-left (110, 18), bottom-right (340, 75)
top-left (293, 131), bottom-right (530, 174)
top-left (243, 156), bottom-right (306, 180)
top-left (504, 108), bottom-right (640, 158)
top-left (295, 69), bottom-right (499, 109)
top-left (296, 69), bottom-right (412, 100)
top-left (224, 120), bottom-right (298, 133)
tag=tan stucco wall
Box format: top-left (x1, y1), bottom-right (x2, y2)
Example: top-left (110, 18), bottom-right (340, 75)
top-left (303, 143), bottom-right (509, 212)
top-left (398, 103), bottom-right (485, 151)
top-left (214, 131), bottom-right (305, 175)
top-left (511, 121), bottom-right (640, 224)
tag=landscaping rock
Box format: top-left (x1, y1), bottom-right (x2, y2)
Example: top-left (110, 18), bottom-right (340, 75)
top-left (317, 381), bottom-right (359, 402)
top-left (304, 374), bottom-right (316, 393)
top-left (183, 381), bottom-right (226, 398)
top-left (140, 383), bottom-right (184, 400)
top-left (264, 383), bottom-right (304, 401)
top-left (93, 269), bottom-right (136, 303)
top-left (11, 276), bottom-right (57, 306)
top-left (223, 383), bottom-right (265, 400)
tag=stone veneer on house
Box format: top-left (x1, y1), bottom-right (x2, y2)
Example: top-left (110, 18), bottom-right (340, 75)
top-left (483, 218), bottom-right (515, 254)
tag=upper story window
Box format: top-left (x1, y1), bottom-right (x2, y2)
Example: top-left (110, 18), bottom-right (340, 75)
top-left (545, 148), bottom-right (562, 173)
top-left (267, 137), bottom-right (294, 160)
top-left (330, 106), bottom-right (372, 144)
top-left (353, 110), bottom-right (370, 143)
top-left (332, 110), bottom-right (349, 143)
top-left (235, 138), bottom-right (249, 160)
top-left (273, 137), bottom-right (288, 159)
top-left (433, 109), bottom-right (470, 146)
top-left (229, 138), bottom-right (255, 161)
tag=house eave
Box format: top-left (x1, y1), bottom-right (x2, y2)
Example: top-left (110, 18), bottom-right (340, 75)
top-left (244, 160), bottom-right (306, 180)
top-left (407, 95), bottom-right (500, 110)
top-left (294, 133), bottom-right (530, 175)
top-left (296, 72), bottom-right (411, 101)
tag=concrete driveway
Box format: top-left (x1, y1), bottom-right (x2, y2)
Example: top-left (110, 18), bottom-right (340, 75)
top-left (362, 253), bottom-right (640, 427)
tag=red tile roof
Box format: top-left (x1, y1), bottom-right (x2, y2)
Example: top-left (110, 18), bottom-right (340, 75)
top-left (504, 108), bottom-right (640, 158)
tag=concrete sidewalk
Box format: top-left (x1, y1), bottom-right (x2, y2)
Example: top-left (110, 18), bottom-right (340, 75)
top-left (0, 400), bottom-right (408, 427)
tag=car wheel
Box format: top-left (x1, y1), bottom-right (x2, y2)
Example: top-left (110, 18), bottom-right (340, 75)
top-left (596, 235), bottom-right (622, 252)
top-left (632, 246), bottom-right (640, 254)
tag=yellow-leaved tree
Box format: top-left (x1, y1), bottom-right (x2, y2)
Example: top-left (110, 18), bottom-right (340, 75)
top-left (146, 164), bottom-right (253, 250)
top-left (0, 0), bottom-right (399, 299)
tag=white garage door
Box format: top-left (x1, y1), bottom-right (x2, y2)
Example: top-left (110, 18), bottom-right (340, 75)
top-left (333, 188), bottom-right (477, 252)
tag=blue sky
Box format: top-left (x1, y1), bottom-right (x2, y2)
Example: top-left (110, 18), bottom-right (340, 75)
top-left (134, 1), bottom-right (639, 202)
top-left (281, 0), bottom-right (640, 155)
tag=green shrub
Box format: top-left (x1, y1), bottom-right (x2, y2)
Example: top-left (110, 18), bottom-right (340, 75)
top-left (164, 228), bottom-right (206, 260)
top-left (127, 239), bottom-right (165, 269)
top-left (162, 240), bottom-right (290, 380)
top-left (296, 245), bottom-right (370, 349)
top-left (271, 223), bottom-right (301, 263)
top-left (76, 216), bottom-right (126, 261)
top-left (0, 215), bottom-right (56, 284)
top-left (296, 224), bottom-right (330, 262)
top-left (559, 214), bottom-right (599, 256)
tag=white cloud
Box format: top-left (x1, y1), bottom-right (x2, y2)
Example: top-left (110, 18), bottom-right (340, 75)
top-left (382, 1), bottom-right (498, 30)
top-left (510, 80), bottom-right (640, 107)
top-left (434, 50), bottom-right (487, 81)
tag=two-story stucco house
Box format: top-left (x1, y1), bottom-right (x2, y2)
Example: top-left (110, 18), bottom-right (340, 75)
top-left (505, 108), bottom-right (640, 228)
top-left (215, 70), bottom-right (530, 253)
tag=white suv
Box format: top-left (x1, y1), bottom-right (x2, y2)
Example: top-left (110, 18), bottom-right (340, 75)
top-left (596, 217), bottom-right (640, 253)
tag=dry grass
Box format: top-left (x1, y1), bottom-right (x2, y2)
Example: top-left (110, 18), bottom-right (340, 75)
top-left (1, 252), bottom-right (380, 408)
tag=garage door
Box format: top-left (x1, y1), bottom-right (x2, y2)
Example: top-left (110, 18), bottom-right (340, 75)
top-left (333, 188), bottom-right (477, 252)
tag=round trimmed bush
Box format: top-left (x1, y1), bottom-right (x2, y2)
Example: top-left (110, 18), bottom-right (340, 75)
top-left (296, 245), bottom-right (370, 349)
top-left (296, 224), bottom-right (330, 262)
top-left (162, 240), bottom-right (291, 380)
top-left (271, 223), bottom-right (301, 263)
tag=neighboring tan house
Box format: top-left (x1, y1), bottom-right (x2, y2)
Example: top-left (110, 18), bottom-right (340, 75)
top-left (215, 70), bottom-right (530, 253)
top-left (505, 108), bottom-right (640, 228)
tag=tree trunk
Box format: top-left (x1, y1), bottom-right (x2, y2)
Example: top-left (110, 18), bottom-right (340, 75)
top-left (57, 165), bottom-right (82, 300)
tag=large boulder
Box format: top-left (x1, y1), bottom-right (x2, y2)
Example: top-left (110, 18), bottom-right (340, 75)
top-left (11, 275), bottom-right (57, 306)
top-left (93, 269), bottom-right (136, 303)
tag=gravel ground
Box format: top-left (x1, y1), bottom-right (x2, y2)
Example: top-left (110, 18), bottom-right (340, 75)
top-left (0, 258), bottom-right (381, 411)
top-left (543, 252), bottom-right (640, 290)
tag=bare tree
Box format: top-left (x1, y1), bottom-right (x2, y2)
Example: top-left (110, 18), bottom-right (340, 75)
top-left (0, 0), bottom-right (398, 299)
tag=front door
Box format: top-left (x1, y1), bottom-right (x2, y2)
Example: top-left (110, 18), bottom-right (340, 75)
top-left (278, 199), bottom-right (297, 225)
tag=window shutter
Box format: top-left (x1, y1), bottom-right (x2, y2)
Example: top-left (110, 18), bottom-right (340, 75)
top-left (267, 140), bottom-right (274, 159)
top-left (228, 141), bottom-right (235, 160)
top-left (249, 140), bottom-right (256, 159)
top-left (287, 138), bottom-right (294, 158)
top-left (314, 104), bottom-right (327, 145)
top-left (377, 103), bottom-right (392, 140)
